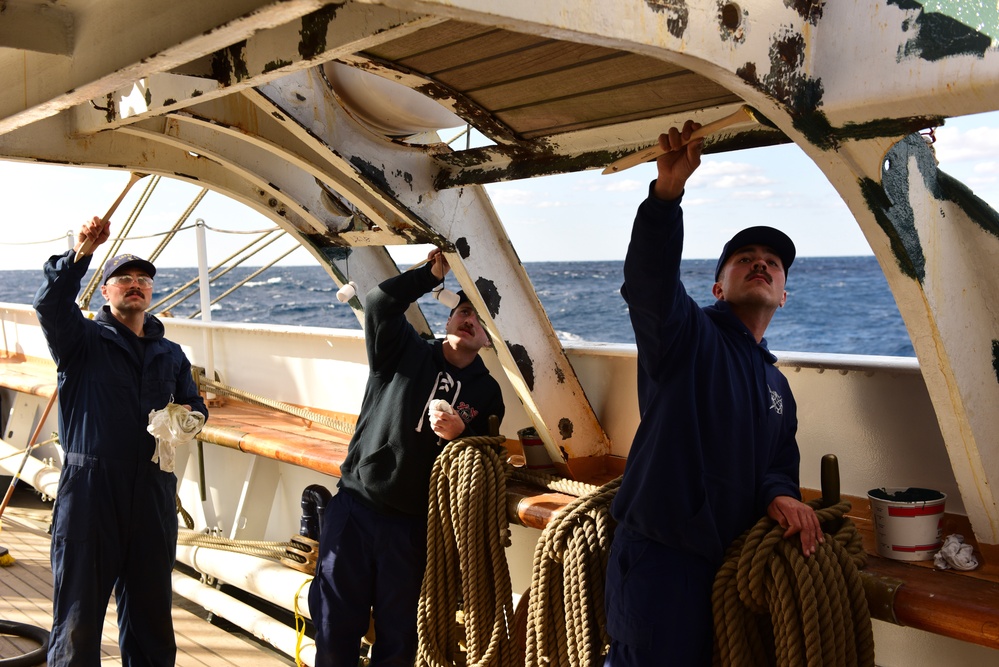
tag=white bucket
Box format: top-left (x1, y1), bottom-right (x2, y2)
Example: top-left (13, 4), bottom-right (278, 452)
top-left (867, 487), bottom-right (946, 561)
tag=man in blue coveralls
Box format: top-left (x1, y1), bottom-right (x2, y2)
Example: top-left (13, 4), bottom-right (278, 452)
top-left (34, 215), bottom-right (207, 666)
top-left (604, 121), bottom-right (823, 666)
top-left (309, 248), bottom-right (505, 666)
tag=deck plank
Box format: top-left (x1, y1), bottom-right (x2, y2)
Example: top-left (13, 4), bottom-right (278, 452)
top-left (0, 513), bottom-right (294, 666)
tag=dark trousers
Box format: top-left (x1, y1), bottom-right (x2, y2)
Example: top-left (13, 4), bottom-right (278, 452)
top-left (603, 526), bottom-right (716, 667)
top-left (48, 453), bottom-right (178, 667)
top-left (309, 490), bottom-right (428, 667)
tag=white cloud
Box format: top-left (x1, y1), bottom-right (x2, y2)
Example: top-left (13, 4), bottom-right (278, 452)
top-left (934, 125), bottom-right (999, 163)
top-left (688, 160), bottom-right (772, 189)
top-left (486, 187), bottom-right (533, 206)
top-left (604, 179), bottom-right (645, 192)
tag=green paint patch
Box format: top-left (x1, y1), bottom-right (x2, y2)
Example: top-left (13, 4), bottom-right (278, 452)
top-left (937, 171), bottom-right (999, 241)
top-left (299, 5), bottom-right (341, 60)
top-left (890, 0), bottom-right (992, 61)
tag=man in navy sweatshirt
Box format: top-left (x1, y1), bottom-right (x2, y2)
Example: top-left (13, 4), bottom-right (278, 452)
top-left (309, 248), bottom-right (505, 667)
top-left (604, 121), bottom-right (822, 666)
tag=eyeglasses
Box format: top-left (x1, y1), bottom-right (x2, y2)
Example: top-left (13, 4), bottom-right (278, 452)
top-left (106, 275), bottom-right (154, 288)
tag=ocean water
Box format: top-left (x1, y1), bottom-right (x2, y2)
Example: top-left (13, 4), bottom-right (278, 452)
top-left (0, 256), bottom-right (914, 357)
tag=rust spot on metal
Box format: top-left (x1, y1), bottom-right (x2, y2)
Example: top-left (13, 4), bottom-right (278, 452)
top-left (557, 418), bottom-right (574, 440)
top-left (164, 98), bottom-right (177, 106)
top-left (554, 365), bottom-right (566, 383)
top-left (299, 4), bottom-right (342, 60)
top-left (718, 1), bottom-right (745, 43)
top-left (507, 343), bottom-right (535, 392)
top-left (474, 278), bottom-right (500, 319)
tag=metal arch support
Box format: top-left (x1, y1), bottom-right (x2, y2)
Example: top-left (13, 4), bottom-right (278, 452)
top-left (251, 68), bottom-right (611, 467)
top-left (0, 111), bottom-right (420, 333)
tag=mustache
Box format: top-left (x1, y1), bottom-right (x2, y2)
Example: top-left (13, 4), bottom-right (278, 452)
top-left (747, 269), bottom-right (772, 284)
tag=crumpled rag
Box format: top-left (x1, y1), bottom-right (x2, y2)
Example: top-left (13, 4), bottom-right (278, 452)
top-left (147, 403), bottom-right (206, 473)
top-left (933, 534), bottom-right (979, 571)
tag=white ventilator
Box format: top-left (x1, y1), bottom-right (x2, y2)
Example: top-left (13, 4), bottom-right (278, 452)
top-left (148, 403), bottom-right (207, 473)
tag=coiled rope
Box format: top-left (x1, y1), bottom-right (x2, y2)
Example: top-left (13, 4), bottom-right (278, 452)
top-left (525, 475), bottom-right (620, 667)
top-left (198, 375), bottom-right (356, 436)
top-left (418, 434), bottom-right (518, 667)
top-left (712, 499), bottom-right (875, 667)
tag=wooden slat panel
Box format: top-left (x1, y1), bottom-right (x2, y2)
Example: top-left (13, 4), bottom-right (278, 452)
top-left (436, 41), bottom-right (625, 92)
top-left (471, 54), bottom-right (691, 112)
top-left (498, 80), bottom-right (740, 137)
top-left (364, 19), bottom-right (496, 62)
top-left (394, 29), bottom-right (552, 76)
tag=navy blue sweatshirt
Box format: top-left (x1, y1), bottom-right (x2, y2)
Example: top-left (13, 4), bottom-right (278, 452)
top-left (338, 264), bottom-right (505, 516)
top-left (611, 184), bottom-right (802, 566)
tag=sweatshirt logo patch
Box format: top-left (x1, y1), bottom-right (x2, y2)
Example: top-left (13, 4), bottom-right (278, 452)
top-left (768, 385), bottom-right (783, 415)
top-left (453, 402), bottom-right (478, 424)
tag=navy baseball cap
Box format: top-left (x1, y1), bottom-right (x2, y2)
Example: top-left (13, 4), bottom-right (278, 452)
top-left (449, 290), bottom-right (472, 316)
top-left (714, 226), bottom-right (795, 282)
top-left (101, 254), bottom-right (156, 285)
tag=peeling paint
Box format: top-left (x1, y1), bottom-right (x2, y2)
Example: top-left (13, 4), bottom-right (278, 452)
top-left (455, 237), bottom-right (471, 259)
top-left (350, 157), bottom-right (397, 199)
top-left (645, 0), bottom-right (689, 39)
top-left (937, 171), bottom-right (999, 241)
top-left (208, 42), bottom-right (250, 86)
top-left (557, 418), bottom-right (574, 440)
top-left (993, 340), bottom-right (999, 384)
top-left (192, 90), bottom-right (203, 98)
top-left (554, 365), bottom-right (566, 383)
top-left (786, 0), bottom-right (824, 25)
top-left (299, 4), bottom-right (341, 60)
top-left (507, 343), bottom-right (535, 392)
top-left (475, 278), bottom-right (500, 319)
top-left (890, 0), bottom-right (991, 62)
top-left (859, 134), bottom-right (935, 283)
top-left (271, 111), bottom-right (286, 121)
top-left (718, 2), bottom-right (746, 44)
top-left (164, 98), bottom-right (177, 106)
top-left (144, 88), bottom-right (152, 106)
top-left (263, 59), bottom-right (293, 74)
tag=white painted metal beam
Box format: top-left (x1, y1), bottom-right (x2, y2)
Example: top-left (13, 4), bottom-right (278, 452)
top-left (0, 0), bottom-right (74, 56)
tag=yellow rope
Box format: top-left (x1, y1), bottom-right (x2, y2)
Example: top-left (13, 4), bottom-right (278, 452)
top-left (176, 529), bottom-right (293, 561)
top-left (417, 434), bottom-right (517, 667)
top-left (293, 576), bottom-right (314, 667)
top-left (198, 375), bottom-right (356, 437)
top-left (525, 476), bottom-right (620, 667)
top-left (712, 499), bottom-right (875, 667)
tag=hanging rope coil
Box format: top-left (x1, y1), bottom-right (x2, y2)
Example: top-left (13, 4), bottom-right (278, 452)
top-left (525, 476), bottom-right (620, 667)
top-left (197, 374), bottom-right (355, 437)
top-left (712, 499), bottom-right (875, 667)
top-left (418, 434), bottom-right (518, 667)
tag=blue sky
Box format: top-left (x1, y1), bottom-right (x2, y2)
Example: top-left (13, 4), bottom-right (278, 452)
top-left (2, 111), bottom-right (998, 270)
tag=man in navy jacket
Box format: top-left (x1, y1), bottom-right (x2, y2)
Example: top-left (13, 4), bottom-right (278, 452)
top-left (310, 248), bottom-right (505, 666)
top-left (604, 121), bottom-right (822, 666)
top-left (34, 216), bottom-right (207, 667)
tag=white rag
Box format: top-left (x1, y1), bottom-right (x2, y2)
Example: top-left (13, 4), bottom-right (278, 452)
top-left (933, 534), bottom-right (979, 571)
top-left (429, 398), bottom-right (454, 416)
top-left (147, 403), bottom-right (206, 473)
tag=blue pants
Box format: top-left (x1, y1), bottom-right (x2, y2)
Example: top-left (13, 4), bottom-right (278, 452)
top-left (309, 490), bottom-right (428, 667)
top-left (603, 526), bottom-right (716, 667)
top-left (48, 453), bottom-right (178, 667)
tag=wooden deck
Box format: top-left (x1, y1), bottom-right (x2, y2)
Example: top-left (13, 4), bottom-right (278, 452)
top-left (0, 506), bottom-right (294, 666)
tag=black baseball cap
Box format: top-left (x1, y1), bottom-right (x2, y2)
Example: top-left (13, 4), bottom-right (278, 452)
top-left (101, 254), bottom-right (157, 285)
top-left (714, 226), bottom-right (795, 281)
